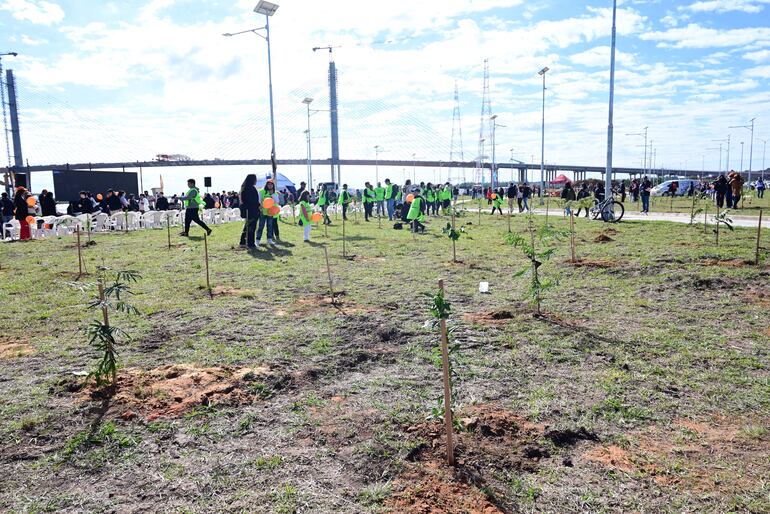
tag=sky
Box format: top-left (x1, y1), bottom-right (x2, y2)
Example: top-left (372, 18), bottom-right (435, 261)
top-left (1, 0), bottom-right (769, 194)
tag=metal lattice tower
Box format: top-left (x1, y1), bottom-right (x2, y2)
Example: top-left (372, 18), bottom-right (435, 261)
top-left (0, 60), bottom-right (11, 168)
top-left (449, 81), bottom-right (465, 184)
top-left (476, 59), bottom-right (492, 185)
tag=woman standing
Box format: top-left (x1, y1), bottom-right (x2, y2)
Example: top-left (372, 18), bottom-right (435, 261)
top-left (318, 183), bottom-right (332, 225)
top-left (239, 174), bottom-right (260, 249)
top-left (256, 179), bottom-right (277, 247)
top-left (298, 190), bottom-right (313, 242)
top-left (14, 187), bottom-right (31, 240)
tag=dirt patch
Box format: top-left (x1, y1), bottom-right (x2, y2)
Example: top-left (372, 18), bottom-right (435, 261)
top-left (207, 286), bottom-right (261, 298)
top-left (278, 291), bottom-right (374, 316)
top-left (0, 338), bottom-right (34, 359)
top-left (582, 416), bottom-right (770, 493)
top-left (462, 310), bottom-right (517, 325)
top-left (79, 364), bottom-right (279, 421)
top-left (700, 258), bottom-right (750, 267)
top-left (386, 462), bottom-right (503, 514)
top-left (565, 258), bottom-right (622, 269)
top-left (593, 234), bottom-right (614, 243)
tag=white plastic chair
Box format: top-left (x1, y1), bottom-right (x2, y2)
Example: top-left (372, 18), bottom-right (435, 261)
top-left (3, 219), bottom-right (19, 240)
top-left (53, 216), bottom-right (78, 236)
top-left (92, 213), bottom-right (109, 232)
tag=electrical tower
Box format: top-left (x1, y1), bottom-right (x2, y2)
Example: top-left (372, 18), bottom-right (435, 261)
top-left (313, 46), bottom-right (341, 185)
top-left (449, 81), bottom-right (465, 184)
top-left (476, 59), bottom-right (492, 186)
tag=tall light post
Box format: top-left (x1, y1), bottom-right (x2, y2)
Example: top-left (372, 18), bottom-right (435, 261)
top-left (302, 97), bottom-right (313, 188)
top-left (374, 145), bottom-right (383, 185)
top-left (223, 1), bottom-right (279, 181)
top-left (538, 66), bottom-right (549, 203)
top-left (489, 115), bottom-right (506, 187)
top-left (761, 138), bottom-right (767, 180)
top-left (740, 141), bottom-right (745, 172)
top-left (605, 0), bottom-right (618, 202)
top-left (412, 152), bottom-right (417, 183)
top-left (708, 146), bottom-right (722, 177)
top-left (711, 138), bottom-right (727, 173)
top-left (626, 127), bottom-right (649, 176)
top-left (730, 118), bottom-right (755, 182)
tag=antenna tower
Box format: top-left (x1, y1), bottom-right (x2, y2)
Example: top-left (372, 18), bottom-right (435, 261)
top-left (449, 81), bottom-right (465, 184)
top-left (476, 59), bottom-right (492, 186)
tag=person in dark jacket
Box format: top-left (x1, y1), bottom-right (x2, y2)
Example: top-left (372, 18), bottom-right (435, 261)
top-left (14, 187), bottom-right (31, 240)
top-left (506, 183), bottom-right (518, 213)
top-left (714, 175), bottom-right (728, 209)
top-left (107, 190), bottom-right (122, 212)
top-left (575, 183), bottom-right (591, 217)
top-left (561, 181), bottom-right (576, 216)
top-left (239, 174), bottom-right (260, 248)
top-left (2, 192), bottom-right (15, 227)
top-left (40, 190), bottom-right (57, 216)
top-left (155, 192), bottom-right (169, 211)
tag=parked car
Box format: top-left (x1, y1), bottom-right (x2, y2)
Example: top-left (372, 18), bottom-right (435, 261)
top-left (650, 179), bottom-right (699, 197)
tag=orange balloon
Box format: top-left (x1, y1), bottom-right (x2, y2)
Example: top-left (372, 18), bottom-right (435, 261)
top-left (26, 197), bottom-right (36, 207)
top-left (25, 215), bottom-right (35, 225)
top-left (268, 205), bottom-right (281, 216)
top-left (406, 194), bottom-right (415, 203)
top-left (311, 212), bottom-right (322, 223)
top-left (96, 194), bottom-right (103, 201)
top-left (491, 193), bottom-right (497, 199)
top-left (263, 198), bottom-right (275, 209)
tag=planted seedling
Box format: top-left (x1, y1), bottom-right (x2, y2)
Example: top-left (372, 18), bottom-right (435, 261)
top-left (712, 210), bottom-right (734, 247)
top-left (427, 280), bottom-right (456, 465)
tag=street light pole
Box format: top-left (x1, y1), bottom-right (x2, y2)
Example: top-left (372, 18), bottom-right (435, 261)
top-left (224, 1), bottom-right (280, 181)
top-left (412, 152), bottom-right (416, 184)
top-left (761, 139), bottom-right (767, 180)
top-left (302, 97), bottom-right (313, 189)
top-left (605, 0), bottom-right (618, 202)
top-left (740, 141), bottom-right (745, 173)
top-left (538, 66), bottom-right (549, 204)
top-left (730, 118), bottom-right (756, 182)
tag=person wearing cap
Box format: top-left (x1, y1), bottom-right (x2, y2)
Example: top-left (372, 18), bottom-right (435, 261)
top-left (179, 178), bottom-right (212, 237)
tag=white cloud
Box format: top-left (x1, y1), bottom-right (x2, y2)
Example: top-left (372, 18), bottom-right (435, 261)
top-left (0, 0), bottom-right (63, 25)
top-left (744, 64), bottom-right (770, 78)
top-left (681, 0), bottom-right (770, 13)
top-left (569, 46), bottom-right (636, 67)
top-left (20, 34), bottom-right (47, 45)
top-left (743, 49), bottom-right (770, 62)
top-left (641, 23), bottom-right (770, 48)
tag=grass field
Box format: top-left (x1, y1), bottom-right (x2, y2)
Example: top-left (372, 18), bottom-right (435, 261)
top-left (0, 205), bottom-right (768, 513)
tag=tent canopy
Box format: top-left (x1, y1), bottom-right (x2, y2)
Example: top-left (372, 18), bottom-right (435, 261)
top-left (550, 174), bottom-right (571, 184)
top-left (256, 172), bottom-right (295, 190)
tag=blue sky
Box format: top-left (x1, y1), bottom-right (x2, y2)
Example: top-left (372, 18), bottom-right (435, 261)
top-left (1, 0), bottom-right (769, 193)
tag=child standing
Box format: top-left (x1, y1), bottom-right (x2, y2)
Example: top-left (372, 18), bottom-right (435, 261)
top-left (298, 191), bottom-right (312, 242)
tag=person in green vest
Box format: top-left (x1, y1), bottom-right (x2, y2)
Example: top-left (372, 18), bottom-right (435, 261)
top-left (491, 189), bottom-right (504, 215)
top-left (179, 178), bottom-right (212, 237)
top-left (407, 188), bottom-right (426, 233)
top-left (338, 184), bottom-right (352, 221)
top-left (298, 190), bottom-right (313, 242)
top-left (384, 179), bottom-right (398, 221)
top-left (363, 181), bottom-right (375, 222)
top-left (374, 182), bottom-right (386, 218)
top-left (317, 183), bottom-right (332, 225)
top-left (440, 183), bottom-right (452, 215)
top-left (425, 184), bottom-right (436, 217)
top-left (255, 179), bottom-right (276, 247)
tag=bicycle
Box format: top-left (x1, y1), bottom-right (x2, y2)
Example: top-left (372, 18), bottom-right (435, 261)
top-left (590, 197), bottom-right (624, 223)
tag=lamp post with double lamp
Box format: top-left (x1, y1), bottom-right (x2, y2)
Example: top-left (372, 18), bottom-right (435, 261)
top-left (412, 153), bottom-right (417, 184)
top-left (626, 127), bottom-right (648, 176)
top-left (223, 1), bottom-right (279, 181)
top-left (604, 0), bottom-right (618, 202)
top-left (538, 66), bottom-right (549, 204)
top-left (708, 146), bottom-right (722, 177)
top-left (730, 118), bottom-right (755, 183)
top-left (490, 115), bottom-right (506, 188)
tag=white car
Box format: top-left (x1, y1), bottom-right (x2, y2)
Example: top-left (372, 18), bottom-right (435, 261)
top-left (650, 179), bottom-right (699, 197)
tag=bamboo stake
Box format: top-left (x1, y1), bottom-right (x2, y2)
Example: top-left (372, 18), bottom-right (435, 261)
top-left (478, 198), bottom-right (482, 226)
top-left (98, 279), bottom-right (109, 326)
top-left (507, 203), bottom-right (512, 233)
top-left (451, 206), bottom-right (457, 263)
top-left (704, 203), bottom-right (708, 236)
top-left (342, 212), bottom-right (347, 258)
top-left (438, 279), bottom-right (455, 466)
top-left (545, 196), bottom-right (550, 224)
top-left (76, 226), bottom-right (83, 278)
top-left (124, 210), bottom-right (128, 234)
top-left (756, 210), bottom-right (763, 266)
top-left (323, 245), bottom-right (335, 304)
top-left (166, 214), bottom-right (172, 250)
top-left (204, 232), bottom-right (212, 299)
top-left (570, 210), bottom-right (576, 263)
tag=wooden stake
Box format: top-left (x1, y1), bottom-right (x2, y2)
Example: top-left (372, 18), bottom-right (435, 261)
top-left (478, 198), bottom-right (482, 226)
top-left (204, 232), bottom-right (212, 299)
top-left (76, 226), bottom-right (83, 278)
top-left (124, 210), bottom-right (128, 234)
top-left (545, 196), bottom-right (550, 224)
top-left (98, 279), bottom-right (109, 326)
top-left (451, 206), bottom-right (457, 263)
top-left (756, 210), bottom-right (763, 265)
top-left (323, 245), bottom-right (335, 304)
top-left (438, 279), bottom-right (455, 466)
top-left (704, 203), bottom-right (708, 236)
top-left (166, 214), bottom-right (172, 250)
top-left (570, 210), bottom-right (577, 263)
top-left (342, 213), bottom-right (347, 258)
top-left (507, 204), bottom-right (512, 233)
top-left (715, 212), bottom-right (720, 246)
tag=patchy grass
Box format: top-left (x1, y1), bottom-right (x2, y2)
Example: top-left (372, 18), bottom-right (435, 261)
top-left (0, 208), bottom-right (768, 513)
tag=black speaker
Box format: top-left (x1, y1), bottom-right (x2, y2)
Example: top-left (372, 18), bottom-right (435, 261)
top-left (204, 177), bottom-right (212, 188)
top-left (14, 173), bottom-right (28, 189)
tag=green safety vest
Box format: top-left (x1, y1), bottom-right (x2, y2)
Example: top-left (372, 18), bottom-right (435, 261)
top-left (493, 195), bottom-right (504, 207)
top-left (299, 200), bottom-right (311, 225)
top-left (364, 188), bottom-right (375, 203)
top-left (385, 184), bottom-right (393, 200)
top-left (407, 197), bottom-right (423, 221)
top-left (439, 187), bottom-right (450, 201)
top-left (318, 190), bottom-right (327, 207)
top-left (184, 187), bottom-right (203, 209)
top-left (426, 189), bottom-right (436, 202)
top-left (375, 187), bottom-right (385, 201)
top-left (395, 189), bottom-right (403, 201)
top-left (338, 190), bottom-right (351, 205)
top-left (259, 189), bottom-right (277, 216)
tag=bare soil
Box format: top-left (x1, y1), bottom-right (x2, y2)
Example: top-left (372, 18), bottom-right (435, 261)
top-left (0, 338), bottom-right (34, 359)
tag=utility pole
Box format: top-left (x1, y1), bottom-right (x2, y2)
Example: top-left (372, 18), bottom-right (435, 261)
top-left (604, 0), bottom-right (618, 202)
top-left (312, 46), bottom-right (341, 185)
top-left (538, 66), bottom-right (549, 204)
top-left (6, 69), bottom-right (24, 187)
top-left (730, 118), bottom-right (756, 183)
